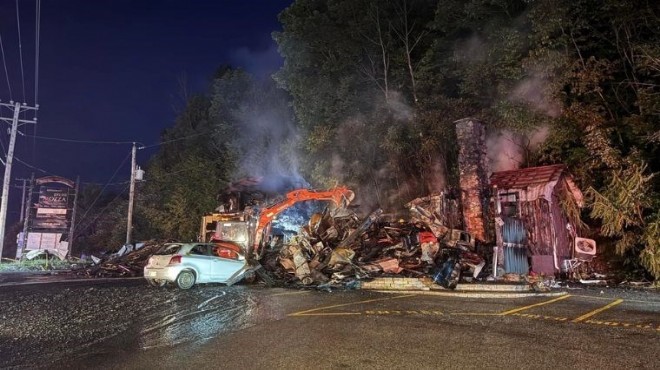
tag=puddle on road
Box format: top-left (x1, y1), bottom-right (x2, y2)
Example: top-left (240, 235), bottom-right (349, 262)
top-left (133, 286), bottom-right (280, 350)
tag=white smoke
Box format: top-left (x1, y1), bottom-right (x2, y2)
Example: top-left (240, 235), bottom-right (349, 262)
top-left (330, 153), bottom-right (345, 181)
top-left (229, 43), bottom-right (283, 81)
top-left (426, 157), bottom-right (446, 193)
top-left (487, 130), bottom-right (524, 173)
top-left (226, 80), bottom-right (307, 192)
top-left (509, 73), bottom-right (561, 118)
top-left (454, 35), bottom-right (487, 63)
top-left (386, 91), bottom-right (414, 122)
top-left (486, 126), bottom-right (551, 174)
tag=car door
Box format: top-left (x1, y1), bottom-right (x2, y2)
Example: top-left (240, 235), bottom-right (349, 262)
top-left (210, 245), bottom-right (246, 282)
top-left (185, 244), bottom-right (214, 282)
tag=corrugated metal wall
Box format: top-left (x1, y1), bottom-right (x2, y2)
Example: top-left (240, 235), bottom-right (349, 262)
top-left (502, 218), bottom-right (529, 274)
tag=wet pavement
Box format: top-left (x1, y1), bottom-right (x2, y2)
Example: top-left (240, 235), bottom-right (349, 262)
top-left (0, 280), bottom-right (287, 369)
top-left (0, 278), bottom-right (658, 369)
top-left (0, 271), bottom-right (84, 285)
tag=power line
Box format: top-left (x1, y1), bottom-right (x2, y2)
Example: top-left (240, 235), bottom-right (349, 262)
top-left (81, 180), bottom-right (130, 186)
top-left (33, 0), bottom-right (41, 106)
top-left (15, 156), bottom-right (131, 186)
top-left (21, 130), bottom-right (210, 148)
top-left (23, 133), bottom-right (140, 145)
top-left (0, 32), bottom-right (12, 101)
top-left (75, 149), bottom-right (132, 227)
top-left (138, 130), bottom-right (212, 149)
top-left (32, 0), bottom-right (41, 165)
top-left (0, 106), bottom-right (6, 155)
top-left (15, 0), bottom-right (26, 104)
top-left (74, 183), bottom-right (130, 240)
top-left (14, 156), bottom-right (58, 176)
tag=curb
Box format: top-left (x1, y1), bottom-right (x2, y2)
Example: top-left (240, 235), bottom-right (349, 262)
top-left (373, 289), bottom-right (568, 299)
top-left (359, 277), bottom-right (534, 293)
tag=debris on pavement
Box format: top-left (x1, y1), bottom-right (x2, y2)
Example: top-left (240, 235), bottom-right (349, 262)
top-left (71, 240), bottom-right (164, 278)
top-left (256, 193), bottom-right (487, 290)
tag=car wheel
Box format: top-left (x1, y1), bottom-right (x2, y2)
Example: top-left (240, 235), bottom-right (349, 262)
top-left (175, 270), bottom-right (196, 290)
top-left (147, 279), bottom-right (166, 287)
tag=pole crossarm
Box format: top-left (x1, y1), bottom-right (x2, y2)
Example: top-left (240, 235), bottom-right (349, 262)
top-left (0, 117), bottom-right (37, 125)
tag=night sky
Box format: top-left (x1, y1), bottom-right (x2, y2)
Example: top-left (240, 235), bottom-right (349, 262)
top-left (0, 0), bottom-right (292, 220)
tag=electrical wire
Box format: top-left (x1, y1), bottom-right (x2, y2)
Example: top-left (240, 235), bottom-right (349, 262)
top-left (15, 0), bottom-right (26, 103)
top-left (73, 183), bottom-right (130, 240)
top-left (32, 0), bottom-right (41, 165)
top-left (0, 106), bottom-right (7, 155)
top-left (21, 129), bottom-right (210, 148)
top-left (75, 149), bottom-right (132, 227)
top-left (81, 180), bottom-right (130, 186)
top-left (14, 156), bottom-right (59, 176)
top-left (138, 130), bottom-right (211, 149)
top-left (0, 32), bottom-right (12, 101)
top-left (23, 133), bottom-right (140, 146)
top-left (33, 0), bottom-right (40, 106)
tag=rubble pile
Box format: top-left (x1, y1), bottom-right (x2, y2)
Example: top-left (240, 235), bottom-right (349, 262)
top-left (72, 240), bottom-right (165, 278)
top-left (259, 195), bottom-right (484, 287)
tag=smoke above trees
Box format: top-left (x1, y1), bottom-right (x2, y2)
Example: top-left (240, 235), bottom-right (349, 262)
top-left (131, 0), bottom-right (658, 278)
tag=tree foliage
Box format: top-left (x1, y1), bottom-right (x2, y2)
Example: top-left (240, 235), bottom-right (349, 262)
top-left (85, 0), bottom-right (659, 278)
top-left (275, 0), bottom-right (660, 278)
top-left (135, 67), bottom-right (298, 242)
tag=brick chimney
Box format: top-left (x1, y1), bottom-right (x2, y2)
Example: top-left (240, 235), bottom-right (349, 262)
top-left (455, 118), bottom-right (490, 242)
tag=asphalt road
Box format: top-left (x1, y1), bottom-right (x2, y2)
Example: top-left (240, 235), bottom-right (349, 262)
top-left (0, 278), bottom-right (658, 369)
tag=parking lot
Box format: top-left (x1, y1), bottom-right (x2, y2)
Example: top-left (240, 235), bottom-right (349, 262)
top-left (2, 279), bottom-right (658, 369)
top-left (287, 292), bottom-right (660, 333)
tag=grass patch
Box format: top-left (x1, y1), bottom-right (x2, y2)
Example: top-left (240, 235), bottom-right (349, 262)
top-left (0, 257), bottom-right (87, 272)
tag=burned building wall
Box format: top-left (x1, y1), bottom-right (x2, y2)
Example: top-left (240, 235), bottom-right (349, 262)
top-left (491, 165), bottom-right (585, 275)
top-left (455, 118), bottom-right (490, 242)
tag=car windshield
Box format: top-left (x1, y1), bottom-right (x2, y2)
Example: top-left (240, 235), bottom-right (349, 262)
top-left (155, 244), bottom-right (182, 255)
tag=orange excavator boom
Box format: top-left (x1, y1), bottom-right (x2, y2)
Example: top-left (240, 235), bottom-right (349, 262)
top-left (252, 187), bottom-right (355, 257)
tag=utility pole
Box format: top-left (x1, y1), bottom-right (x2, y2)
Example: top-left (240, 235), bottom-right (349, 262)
top-left (67, 176), bottom-right (79, 256)
top-left (14, 177), bottom-right (29, 222)
top-left (20, 173), bottom-right (34, 258)
top-left (0, 101), bottom-right (38, 258)
top-left (126, 143), bottom-right (136, 244)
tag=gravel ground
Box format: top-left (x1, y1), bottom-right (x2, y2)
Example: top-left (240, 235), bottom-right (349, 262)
top-left (0, 281), bottom-right (265, 369)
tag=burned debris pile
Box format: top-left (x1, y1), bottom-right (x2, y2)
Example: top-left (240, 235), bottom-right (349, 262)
top-left (259, 194), bottom-right (485, 288)
top-left (71, 240), bottom-right (165, 278)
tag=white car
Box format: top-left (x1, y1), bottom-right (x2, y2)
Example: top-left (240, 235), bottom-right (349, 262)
top-left (144, 242), bottom-right (250, 289)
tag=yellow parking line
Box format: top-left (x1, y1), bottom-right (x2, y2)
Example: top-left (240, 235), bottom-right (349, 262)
top-left (572, 295), bottom-right (650, 304)
top-left (498, 294), bottom-right (572, 316)
top-left (572, 299), bottom-right (623, 323)
top-left (294, 312), bottom-right (362, 316)
top-left (451, 312), bottom-right (500, 316)
top-left (289, 294), bottom-right (417, 317)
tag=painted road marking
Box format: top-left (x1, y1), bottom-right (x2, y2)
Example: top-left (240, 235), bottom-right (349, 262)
top-left (289, 294), bottom-right (417, 317)
top-left (572, 295), bottom-right (656, 304)
top-left (287, 294), bottom-right (658, 333)
top-left (572, 299), bottom-right (624, 323)
top-left (512, 313), bottom-right (568, 321)
top-left (512, 312), bottom-right (660, 331)
top-left (498, 294), bottom-right (572, 316)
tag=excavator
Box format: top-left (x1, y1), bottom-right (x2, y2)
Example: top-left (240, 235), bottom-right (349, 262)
top-left (200, 186), bottom-right (355, 261)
